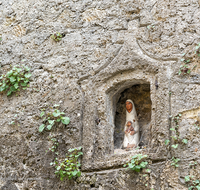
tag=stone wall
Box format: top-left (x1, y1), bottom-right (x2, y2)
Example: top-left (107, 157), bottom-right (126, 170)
top-left (1, 0), bottom-right (200, 189)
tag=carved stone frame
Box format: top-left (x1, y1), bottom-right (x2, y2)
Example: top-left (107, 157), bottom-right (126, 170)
top-left (80, 38), bottom-right (172, 171)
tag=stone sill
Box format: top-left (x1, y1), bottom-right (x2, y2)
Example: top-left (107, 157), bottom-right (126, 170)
top-left (82, 147), bottom-right (168, 172)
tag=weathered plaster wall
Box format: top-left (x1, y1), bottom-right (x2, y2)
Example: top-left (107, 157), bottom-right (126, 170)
top-left (1, 0), bottom-right (200, 189)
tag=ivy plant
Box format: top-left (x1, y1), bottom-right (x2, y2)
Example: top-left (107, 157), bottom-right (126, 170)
top-left (47, 136), bottom-right (59, 154)
top-left (182, 139), bottom-right (188, 144)
top-left (179, 64), bottom-right (191, 75)
top-left (0, 65), bottom-right (31, 96)
top-left (169, 114), bottom-right (185, 149)
top-left (123, 154), bottom-right (148, 172)
top-left (51, 32), bottom-right (63, 42)
top-left (50, 147), bottom-right (83, 181)
top-left (39, 106), bottom-right (70, 132)
top-left (171, 157), bottom-right (180, 168)
top-left (185, 176), bottom-right (200, 190)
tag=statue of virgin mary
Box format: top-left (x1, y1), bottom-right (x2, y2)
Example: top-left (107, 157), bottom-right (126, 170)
top-left (123, 99), bottom-right (140, 148)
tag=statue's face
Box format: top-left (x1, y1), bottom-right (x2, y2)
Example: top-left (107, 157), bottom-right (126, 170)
top-left (126, 101), bottom-right (133, 113)
top-left (127, 121), bottom-right (132, 126)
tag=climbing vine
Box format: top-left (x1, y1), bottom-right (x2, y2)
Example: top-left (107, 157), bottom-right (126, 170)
top-left (50, 147), bottom-right (83, 181)
top-left (165, 114), bottom-right (188, 150)
top-left (178, 43), bottom-right (200, 76)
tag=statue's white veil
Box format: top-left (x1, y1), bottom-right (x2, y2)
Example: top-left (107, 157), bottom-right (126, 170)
top-left (126, 99), bottom-right (138, 123)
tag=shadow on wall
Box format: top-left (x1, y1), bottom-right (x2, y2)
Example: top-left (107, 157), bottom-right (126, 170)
top-left (114, 84), bottom-right (152, 149)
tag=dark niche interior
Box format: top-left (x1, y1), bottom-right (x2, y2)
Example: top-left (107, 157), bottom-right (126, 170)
top-left (114, 84), bottom-right (151, 149)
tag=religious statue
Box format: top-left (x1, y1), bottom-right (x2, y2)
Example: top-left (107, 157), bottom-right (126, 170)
top-left (123, 99), bottom-right (139, 149)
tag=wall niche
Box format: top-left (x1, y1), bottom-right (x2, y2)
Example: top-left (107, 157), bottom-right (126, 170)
top-left (114, 84), bottom-right (152, 151)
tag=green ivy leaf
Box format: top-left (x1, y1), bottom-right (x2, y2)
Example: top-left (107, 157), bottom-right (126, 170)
top-left (25, 73), bottom-right (32, 78)
top-left (196, 186), bottom-right (200, 190)
top-left (172, 144), bottom-right (178, 149)
top-left (185, 176), bottom-right (190, 182)
top-left (7, 90), bottom-right (12, 96)
top-left (61, 117), bottom-right (70, 125)
top-left (182, 139), bottom-right (188, 144)
top-left (53, 104), bottom-right (60, 107)
top-left (39, 124), bottom-right (45, 132)
top-left (77, 171), bottom-right (81, 177)
top-left (53, 110), bottom-right (61, 117)
top-left (165, 139), bottom-right (170, 145)
top-left (14, 83), bottom-right (19, 89)
top-left (47, 125), bottom-right (53, 130)
top-left (72, 170), bottom-right (78, 176)
top-left (21, 82), bottom-right (27, 86)
top-left (140, 162), bottom-right (148, 168)
top-left (10, 76), bottom-right (16, 83)
top-left (57, 166), bottom-right (61, 171)
top-left (24, 66), bottom-right (30, 71)
top-left (48, 120), bottom-right (55, 125)
top-left (6, 70), bottom-right (13, 77)
top-left (40, 111), bottom-right (45, 117)
top-left (68, 148), bottom-right (74, 152)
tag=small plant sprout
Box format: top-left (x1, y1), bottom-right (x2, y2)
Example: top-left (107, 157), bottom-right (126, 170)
top-left (171, 136), bottom-right (178, 140)
top-left (39, 108), bottom-right (70, 132)
top-left (182, 139), bottom-right (188, 144)
top-left (51, 32), bottom-right (63, 42)
top-left (165, 139), bottom-right (170, 145)
top-left (0, 65), bottom-right (31, 96)
top-left (185, 176), bottom-right (191, 183)
top-left (123, 154), bottom-right (148, 172)
top-left (179, 65), bottom-right (191, 75)
top-left (147, 24), bottom-right (155, 30)
top-left (146, 169), bottom-right (151, 173)
top-left (51, 147), bottom-right (83, 181)
top-left (171, 157), bottom-right (180, 168)
top-left (189, 161), bottom-right (197, 167)
top-left (194, 121), bottom-right (200, 131)
top-left (170, 128), bottom-right (176, 131)
top-left (9, 114), bottom-right (20, 126)
top-left (48, 136), bottom-right (59, 153)
top-left (171, 144), bottom-right (178, 149)
top-left (195, 43), bottom-right (200, 57)
top-left (180, 58), bottom-right (191, 64)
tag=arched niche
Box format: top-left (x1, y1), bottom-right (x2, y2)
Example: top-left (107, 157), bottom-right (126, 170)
top-left (114, 83), bottom-right (151, 150)
top-left (105, 78), bottom-right (152, 153)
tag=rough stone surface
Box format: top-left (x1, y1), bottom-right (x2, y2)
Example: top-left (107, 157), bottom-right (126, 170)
top-left (1, 0), bottom-right (200, 189)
